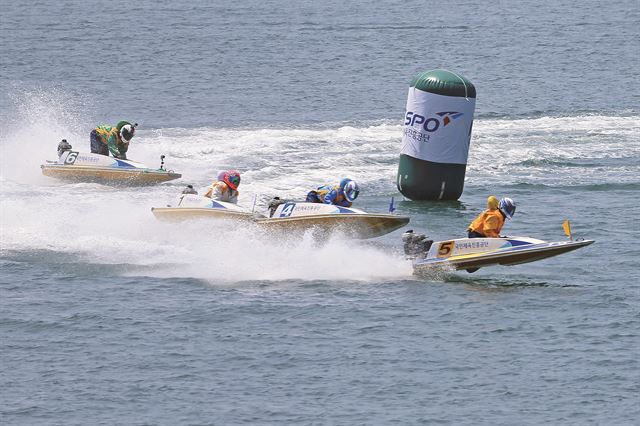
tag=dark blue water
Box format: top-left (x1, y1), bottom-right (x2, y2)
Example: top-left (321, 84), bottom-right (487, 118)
top-left (1, 1), bottom-right (639, 424)
top-left (2, 0), bottom-right (638, 129)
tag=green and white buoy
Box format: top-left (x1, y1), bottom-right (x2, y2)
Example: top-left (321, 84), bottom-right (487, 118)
top-left (397, 70), bottom-right (476, 200)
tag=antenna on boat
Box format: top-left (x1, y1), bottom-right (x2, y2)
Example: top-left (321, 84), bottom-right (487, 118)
top-left (159, 154), bottom-right (166, 170)
top-left (389, 197), bottom-right (396, 213)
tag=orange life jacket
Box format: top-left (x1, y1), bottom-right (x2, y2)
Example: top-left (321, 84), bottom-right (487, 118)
top-left (467, 209), bottom-right (505, 238)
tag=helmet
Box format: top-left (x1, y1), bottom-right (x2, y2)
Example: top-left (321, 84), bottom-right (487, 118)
top-left (117, 121), bottom-right (137, 142)
top-left (498, 197), bottom-right (516, 219)
top-left (340, 178), bottom-right (360, 202)
top-left (487, 195), bottom-right (499, 210)
top-left (223, 170), bottom-right (241, 190)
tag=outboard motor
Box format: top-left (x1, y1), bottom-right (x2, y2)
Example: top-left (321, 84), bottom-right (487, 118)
top-left (57, 139), bottom-right (72, 157)
top-left (267, 196), bottom-right (291, 217)
top-left (182, 184), bottom-right (198, 195)
top-left (402, 229), bottom-right (433, 259)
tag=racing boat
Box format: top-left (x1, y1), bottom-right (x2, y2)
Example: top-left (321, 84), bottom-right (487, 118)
top-left (407, 230), bottom-right (594, 274)
top-left (152, 196), bottom-right (410, 239)
top-left (41, 150), bottom-right (181, 185)
top-left (151, 194), bottom-right (255, 222)
top-left (256, 201), bottom-right (410, 239)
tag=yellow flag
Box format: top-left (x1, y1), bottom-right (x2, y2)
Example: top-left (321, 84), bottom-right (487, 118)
top-left (562, 220), bottom-right (572, 240)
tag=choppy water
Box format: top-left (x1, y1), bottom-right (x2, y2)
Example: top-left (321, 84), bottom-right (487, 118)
top-left (1, 1), bottom-right (639, 425)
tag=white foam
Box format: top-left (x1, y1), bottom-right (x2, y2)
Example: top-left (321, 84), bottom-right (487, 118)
top-left (144, 224), bottom-right (414, 283)
top-left (1, 88), bottom-right (638, 280)
top-left (468, 115), bottom-right (640, 185)
top-left (0, 191), bottom-right (413, 282)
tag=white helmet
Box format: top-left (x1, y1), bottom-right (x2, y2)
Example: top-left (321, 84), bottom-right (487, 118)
top-left (120, 123), bottom-right (136, 142)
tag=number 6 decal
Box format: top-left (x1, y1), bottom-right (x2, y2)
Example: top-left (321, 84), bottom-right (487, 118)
top-left (438, 241), bottom-right (455, 258)
top-left (64, 151), bottom-right (79, 165)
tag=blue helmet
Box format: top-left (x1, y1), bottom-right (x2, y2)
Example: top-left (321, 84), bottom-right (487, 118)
top-left (499, 197), bottom-right (516, 219)
top-left (340, 178), bottom-right (360, 202)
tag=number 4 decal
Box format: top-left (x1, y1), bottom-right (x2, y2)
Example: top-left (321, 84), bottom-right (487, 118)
top-left (280, 202), bottom-right (295, 217)
top-left (438, 241), bottom-right (455, 258)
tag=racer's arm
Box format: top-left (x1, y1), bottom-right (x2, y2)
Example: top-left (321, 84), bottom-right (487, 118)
top-left (334, 198), bottom-right (352, 207)
top-left (105, 130), bottom-right (120, 158)
top-left (324, 189), bottom-right (352, 207)
top-left (209, 182), bottom-right (226, 201)
top-left (116, 141), bottom-right (129, 159)
top-left (323, 189), bottom-right (339, 205)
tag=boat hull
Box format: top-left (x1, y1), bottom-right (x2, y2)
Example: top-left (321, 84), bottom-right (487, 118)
top-left (151, 197), bottom-right (410, 239)
top-left (151, 195), bottom-right (254, 222)
top-left (42, 164), bottom-right (181, 186)
top-left (41, 151), bottom-right (181, 186)
top-left (414, 238), bottom-right (594, 274)
top-left (256, 214), bottom-right (410, 239)
top-left (151, 206), bottom-right (254, 222)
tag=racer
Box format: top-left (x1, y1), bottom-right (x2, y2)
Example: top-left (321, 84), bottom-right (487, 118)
top-left (90, 121), bottom-right (137, 159)
top-left (204, 170), bottom-right (241, 203)
top-left (306, 178), bottom-right (360, 207)
top-left (467, 196), bottom-right (516, 238)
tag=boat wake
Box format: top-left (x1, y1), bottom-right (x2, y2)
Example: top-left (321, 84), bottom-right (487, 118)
top-left (0, 189), bottom-right (413, 283)
top-left (0, 89), bottom-right (634, 284)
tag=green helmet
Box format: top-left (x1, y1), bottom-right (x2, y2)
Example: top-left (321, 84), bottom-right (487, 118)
top-left (116, 121), bottom-right (131, 131)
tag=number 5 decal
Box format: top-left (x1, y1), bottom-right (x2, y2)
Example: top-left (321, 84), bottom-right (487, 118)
top-left (64, 151), bottom-right (78, 165)
top-left (438, 241), bottom-right (455, 258)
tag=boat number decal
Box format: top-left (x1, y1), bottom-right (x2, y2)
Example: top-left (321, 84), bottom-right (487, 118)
top-left (64, 151), bottom-right (79, 165)
top-left (438, 241), bottom-right (455, 258)
top-left (279, 202), bottom-right (296, 217)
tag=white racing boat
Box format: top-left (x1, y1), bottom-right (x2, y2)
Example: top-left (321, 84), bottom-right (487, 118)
top-left (151, 196), bottom-right (410, 239)
top-left (41, 151), bottom-right (181, 185)
top-left (257, 201), bottom-right (410, 239)
top-left (151, 194), bottom-right (255, 222)
top-left (405, 228), bottom-right (594, 274)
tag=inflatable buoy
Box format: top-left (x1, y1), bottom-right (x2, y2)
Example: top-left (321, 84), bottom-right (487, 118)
top-left (397, 70), bottom-right (476, 200)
